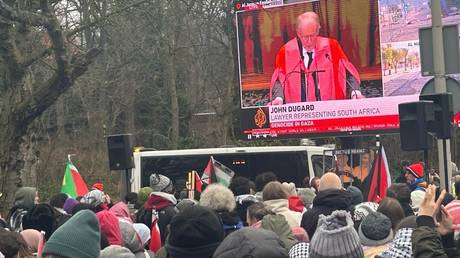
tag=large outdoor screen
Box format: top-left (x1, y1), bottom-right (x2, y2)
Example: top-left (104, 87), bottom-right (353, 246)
top-left (237, 0), bottom-right (460, 140)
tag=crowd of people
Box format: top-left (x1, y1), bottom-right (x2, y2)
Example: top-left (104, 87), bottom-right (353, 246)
top-left (1, 162), bottom-right (460, 258)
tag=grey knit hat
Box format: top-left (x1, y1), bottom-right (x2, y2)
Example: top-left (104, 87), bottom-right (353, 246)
top-left (149, 174), bottom-right (173, 193)
top-left (358, 212), bottom-right (394, 246)
top-left (100, 245), bottom-right (135, 258)
top-left (309, 210), bottom-right (364, 258)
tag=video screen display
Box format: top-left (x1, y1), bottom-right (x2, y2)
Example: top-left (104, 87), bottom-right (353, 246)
top-left (237, 0), bottom-right (460, 140)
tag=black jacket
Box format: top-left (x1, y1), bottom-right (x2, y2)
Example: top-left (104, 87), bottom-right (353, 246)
top-left (217, 210), bottom-right (244, 237)
top-left (300, 189), bottom-right (352, 238)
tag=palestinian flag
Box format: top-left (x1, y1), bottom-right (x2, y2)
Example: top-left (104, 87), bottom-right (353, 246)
top-left (363, 145), bottom-right (391, 202)
top-left (61, 161), bottom-right (89, 198)
top-left (201, 156), bottom-right (235, 187)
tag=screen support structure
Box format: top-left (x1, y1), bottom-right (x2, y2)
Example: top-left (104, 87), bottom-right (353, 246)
top-left (431, 0), bottom-right (452, 192)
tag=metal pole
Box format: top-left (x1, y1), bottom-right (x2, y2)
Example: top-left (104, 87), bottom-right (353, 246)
top-left (431, 0), bottom-right (452, 191)
top-left (424, 149), bottom-right (430, 183)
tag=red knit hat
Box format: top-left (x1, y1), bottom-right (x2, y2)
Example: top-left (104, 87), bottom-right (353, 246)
top-left (406, 163), bottom-right (424, 178)
top-left (92, 183), bottom-right (104, 191)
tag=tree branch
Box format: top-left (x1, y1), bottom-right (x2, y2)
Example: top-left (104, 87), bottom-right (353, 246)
top-left (66, 0), bottom-right (150, 38)
top-left (0, 0), bottom-right (50, 27)
top-left (19, 48), bottom-right (53, 68)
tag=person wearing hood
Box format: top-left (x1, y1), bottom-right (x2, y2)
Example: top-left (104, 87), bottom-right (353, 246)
top-left (228, 176), bottom-right (258, 225)
top-left (200, 183), bottom-right (243, 237)
top-left (111, 201), bottom-right (134, 223)
top-left (49, 193), bottom-right (71, 228)
top-left (404, 162), bottom-right (427, 192)
top-left (263, 181), bottom-right (302, 228)
top-left (137, 174), bottom-right (178, 244)
top-left (213, 228), bottom-right (289, 258)
top-left (7, 187), bottom-right (38, 232)
top-left (358, 212), bottom-right (394, 258)
top-left (22, 203), bottom-right (57, 241)
top-left (300, 172), bottom-right (352, 238)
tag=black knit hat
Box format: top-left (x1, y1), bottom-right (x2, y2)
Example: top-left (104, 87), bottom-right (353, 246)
top-left (358, 212), bottom-right (393, 246)
top-left (166, 206), bottom-right (224, 258)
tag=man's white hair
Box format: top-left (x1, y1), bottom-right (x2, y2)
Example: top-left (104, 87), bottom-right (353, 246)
top-left (199, 183), bottom-right (236, 212)
top-left (297, 11), bottom-right (321, 30)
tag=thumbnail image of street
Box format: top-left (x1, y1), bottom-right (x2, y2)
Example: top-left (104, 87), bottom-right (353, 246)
top-left (379, 0), bottom-right (460, 43)
top-left (382, 40), bottom-right (460, 96)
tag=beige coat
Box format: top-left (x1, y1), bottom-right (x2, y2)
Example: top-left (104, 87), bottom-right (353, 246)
top-left (264, 199), bottom-right (302, 227)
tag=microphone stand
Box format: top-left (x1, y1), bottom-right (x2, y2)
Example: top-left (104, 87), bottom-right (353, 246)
top-left (304, 70), bottom-right (326, 101)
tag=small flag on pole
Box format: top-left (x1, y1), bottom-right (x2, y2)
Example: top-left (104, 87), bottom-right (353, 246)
top-left (61, 159), bottom-right (89, 198)
top-left (201, 156), bottom-right (235, 187)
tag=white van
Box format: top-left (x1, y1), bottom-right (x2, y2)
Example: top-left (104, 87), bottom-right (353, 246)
top-left (130, 145), bottom-right (334, 192)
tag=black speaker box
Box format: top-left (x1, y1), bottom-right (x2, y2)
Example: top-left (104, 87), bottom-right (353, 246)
top-left (420, 93), bottom-right (453, 139)
top-left (107, 134), bottom-right (134, 170)
top-left (399, 101), bottom-right (435, 151)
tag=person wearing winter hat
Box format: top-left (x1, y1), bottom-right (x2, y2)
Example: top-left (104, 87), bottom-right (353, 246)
top-left (6, 187), bottom-right (37, 232)
top-left (92, 182), bottom-right (104, 191)
top-left (80, 189), bottom-right (109, 212)
top-left (42, 209), bottom-right (101, 258)
top-left (301, 173), bottom-right (352, 238)
top-left (137, 177), bottom-right (178, 244)
top-left (149, 173), bottom-right (173, 193)
top-left (297, 188), bottom-right (316, 209)
top-left (358, 212), bottom-right (394, 257)
top-left (100, 245), bottom-right (135, 258)
top-left (377, 216), bottom-right (417, 258)
top-left (213, 228), bottom-right (289, 258)
top-left (200, 183), bottom-right (244, 236)
top-left (346, 186), bottom-right (363, 206)
top-left (175, 198), bottom-right (198, 212)
top-left (119, 220), bottom-right (144, 254)
top-left (137, 187), bottom-right (153, 204)
top-left (63, 197), bottom-right (78, 215)
top-left (404, 162), bottom-right (427, 191)
top-left (166, 206), bottom-right (225, 258)
top-left (309, 210), bottom-right (364, 258)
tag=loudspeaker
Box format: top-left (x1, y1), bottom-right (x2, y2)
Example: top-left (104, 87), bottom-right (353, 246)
top-left (399, 101), bottom-right (435, 151)
top-left (420, 93), bottom-right (453, 139)
top-left (107, 134), bottom-right (134, 170)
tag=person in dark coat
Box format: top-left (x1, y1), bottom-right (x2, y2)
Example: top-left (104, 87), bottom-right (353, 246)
top-left (300, 172), bottom-right (352, 238)
top-left (7, 187), bottom-right (37, 232)
top-left (228, 176), bottom-right (258, 226)
top-left (137, 174), bottom-right (178, 244)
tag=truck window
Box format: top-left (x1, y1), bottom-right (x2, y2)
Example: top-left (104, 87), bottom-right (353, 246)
top-left (140, 151), bottom-right (310, 187)
top-left (311, 154), bottom-right (334, 178)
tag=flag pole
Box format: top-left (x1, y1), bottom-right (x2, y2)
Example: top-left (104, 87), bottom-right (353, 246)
top-left (376, 135), bottom-right (382, 198)
top-left (191, 170), bottom-right (195, 200)
top-left (187, 172), bottom-right (192, 199)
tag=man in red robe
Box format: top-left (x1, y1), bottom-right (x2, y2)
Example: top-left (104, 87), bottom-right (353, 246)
top-left (270, 12), bottom-right (363, 104)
